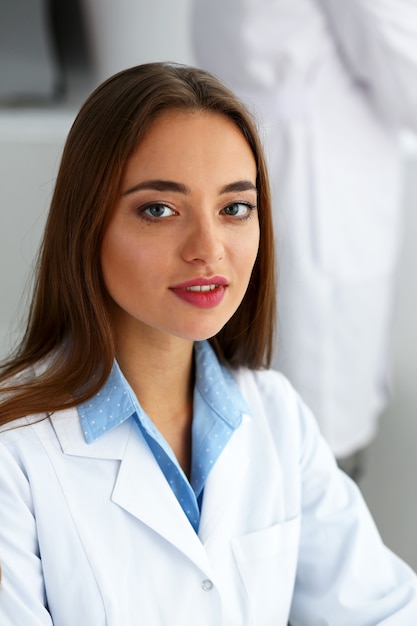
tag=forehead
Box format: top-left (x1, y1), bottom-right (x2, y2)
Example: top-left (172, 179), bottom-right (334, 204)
top-left (123, 109), bottom-right (256, 184)
top-left (143, 107), bottom-right (248, 140)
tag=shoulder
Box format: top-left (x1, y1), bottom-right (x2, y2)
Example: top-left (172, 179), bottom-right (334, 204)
top-left (230, 366), bottom-right (320, 453)
top-left (232, 366), bottom-right (304, 419)
top-left (0, 357), bottom-right (68, 451)
top-left (0, 412), bottom-right (53, 455)
top-left (0, 349), bottom-right (67, 436)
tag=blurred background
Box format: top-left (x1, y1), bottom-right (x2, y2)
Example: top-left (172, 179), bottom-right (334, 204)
top-left (1, 0), bottom-right (416, 570)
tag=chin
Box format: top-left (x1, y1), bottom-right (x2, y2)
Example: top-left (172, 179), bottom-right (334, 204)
top-left (176, 323), bottom-right (227, 343)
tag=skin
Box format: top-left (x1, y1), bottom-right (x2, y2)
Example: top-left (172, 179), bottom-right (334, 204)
top-left (100, 108), bottom-right (259, 473)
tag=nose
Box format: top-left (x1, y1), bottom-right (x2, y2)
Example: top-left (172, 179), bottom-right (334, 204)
top-left (181, 217), bottom-right (224, 265)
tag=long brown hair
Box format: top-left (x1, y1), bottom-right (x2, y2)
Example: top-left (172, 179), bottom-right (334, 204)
top-left (0, 62), bottom-right (276, 427)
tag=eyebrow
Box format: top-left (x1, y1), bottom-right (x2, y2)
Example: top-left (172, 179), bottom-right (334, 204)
top-left (219, 181), bottom-right (257, 194)
top-left (122, 179), bottom-right (257, 196)
top-left (122, 180), bottom-right (189, 196)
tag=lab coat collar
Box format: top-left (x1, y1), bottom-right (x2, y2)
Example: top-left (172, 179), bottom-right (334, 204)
top-left (50, 405), bottom-right (134, 460)
top-left (50, 407), bottom-right (210, 571)
top-left (50, 403), bottom-right (253, 572)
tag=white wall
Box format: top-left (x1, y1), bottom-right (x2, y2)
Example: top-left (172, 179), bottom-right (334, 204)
top-left (0, 112), bottom-right (73, 357)
top-left (81, 0), bottom-right (194, 84)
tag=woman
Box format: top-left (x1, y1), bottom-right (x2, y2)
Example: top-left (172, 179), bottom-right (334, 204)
top-left (0, 62), bottom-right (416, 625)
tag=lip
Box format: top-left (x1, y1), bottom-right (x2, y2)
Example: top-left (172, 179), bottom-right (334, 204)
top-left (169, 276), bottom-right (228, 309)
top-left (170, 276), bottom-right (229, 289)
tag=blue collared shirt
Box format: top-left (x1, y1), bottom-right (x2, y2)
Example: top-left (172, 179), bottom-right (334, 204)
top-left (77, 340), bottom-right (248, 532)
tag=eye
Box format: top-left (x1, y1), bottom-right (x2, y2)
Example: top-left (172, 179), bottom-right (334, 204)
top-left (221, 202), bottom-right (257, 219)
top-left (141, 203), bottom-right (176, 219)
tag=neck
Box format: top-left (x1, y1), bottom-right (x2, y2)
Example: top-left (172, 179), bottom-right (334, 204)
top-left (114, 331), bottom-right (196, 476)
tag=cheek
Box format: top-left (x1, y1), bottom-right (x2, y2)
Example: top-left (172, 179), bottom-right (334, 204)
top-left (101, 229), bottom-right (167, 301)
top-left (100, 233), bottom-right (126, 290)
top-left (100, 230), bottom-right (145, 296)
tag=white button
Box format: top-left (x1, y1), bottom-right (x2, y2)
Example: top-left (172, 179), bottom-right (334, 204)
top-left (201, 579), bottom-right (214, 591)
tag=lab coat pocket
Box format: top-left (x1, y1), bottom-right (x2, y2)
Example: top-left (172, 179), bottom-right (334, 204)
top-left (231, 516), bottom-right (300, 625)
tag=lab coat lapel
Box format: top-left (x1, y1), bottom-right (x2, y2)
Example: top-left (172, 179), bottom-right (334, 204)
top-left (52, 409), bottom-right (211, 574)
top-left (50, 406), bottom-right (132, 459)
top-left (198, 413), bottom-right (251, 543)
top-left (111, 422), bottom-right (212, 574)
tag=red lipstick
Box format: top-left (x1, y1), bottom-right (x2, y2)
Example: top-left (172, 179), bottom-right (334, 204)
top-left (169, 276), bottom-right (228, 308)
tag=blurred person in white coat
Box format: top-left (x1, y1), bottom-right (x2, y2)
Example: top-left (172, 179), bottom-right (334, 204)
top-left (192, 0), bottom-right (417, 479)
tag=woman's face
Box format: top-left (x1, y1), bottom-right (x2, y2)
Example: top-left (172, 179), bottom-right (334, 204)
top-left (100, 108), bottom-right (259, 347)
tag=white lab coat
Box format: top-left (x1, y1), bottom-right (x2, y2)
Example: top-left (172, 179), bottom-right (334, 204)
top-left (192, 0), bottom-right (417, 456)
top-left (1, 367), bottom-right (416, 625)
